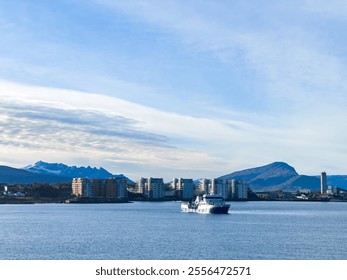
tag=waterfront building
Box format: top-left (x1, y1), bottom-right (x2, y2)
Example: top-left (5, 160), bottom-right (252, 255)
top-left (137, 177), bottom-right (147, 195)
top-left (229, 179), bottom-right (248, 199)
top-left (211, 179), bottom-right (229, 199)
top-left (321, 171), bottom-right (327, 194)
top-left (198, 179), bottom-right (212, 194)
top-left (197, 178), bottom-right (247, 199)
top-left (92, 179), bottom-right (106, 197)
top-left (72, 178), bottom-right (127, 199)
top-left (137, 177), bottom-right (164, 199)
top-left (172, 178), bottom-right (195, 200)
top-left (72, 178), bottom-right (93, 197)
top-left (148, 177), bottom-right (164, 199)
top-left (105, 178), bottom-right (128, 199)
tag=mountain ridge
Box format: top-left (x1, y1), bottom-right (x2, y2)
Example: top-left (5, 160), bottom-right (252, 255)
top-left (219, 162), bottom-right (327, 191)
top-left (0, 165), bottom-right (72, 184)
top-left (24, 161), bottom-right (114, 179)
top-left (0, 161), bottom-right (130, 184)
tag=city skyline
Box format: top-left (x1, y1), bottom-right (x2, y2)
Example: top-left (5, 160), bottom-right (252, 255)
top-left (1, 1), bottom-right (347, 181)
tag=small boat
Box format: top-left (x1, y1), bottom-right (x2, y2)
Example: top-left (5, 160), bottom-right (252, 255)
top-left (181, 194), bottom-right (230, 214)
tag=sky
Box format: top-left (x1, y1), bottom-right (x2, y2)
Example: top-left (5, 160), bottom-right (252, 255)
top-left (1, 0), bottom-right (347, 181)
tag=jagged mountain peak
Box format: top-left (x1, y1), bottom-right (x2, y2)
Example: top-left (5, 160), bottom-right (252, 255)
top-left (24, 161), bottom-right (114, 179)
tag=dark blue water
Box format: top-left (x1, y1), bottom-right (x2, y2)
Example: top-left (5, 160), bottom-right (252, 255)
top-left (0, 201), bottom-right (346, 260)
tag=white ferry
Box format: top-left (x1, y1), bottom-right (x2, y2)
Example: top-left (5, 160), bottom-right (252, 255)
top-left (181, 194), bottom-right (230, 214)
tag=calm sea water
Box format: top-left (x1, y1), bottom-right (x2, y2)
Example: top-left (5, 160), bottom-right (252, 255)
top-left (0, 201), bottom-right (346, 260)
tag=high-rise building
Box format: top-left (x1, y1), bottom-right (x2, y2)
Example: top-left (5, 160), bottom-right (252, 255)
top-left (198, 178), bottom-right (211, 194)
top-left (229, 179), bottom-right (247, 199)
top-left (172, 178), bottom-right (195, 200)
top-left (137, 177), bottom-right (164, 199)
top-left (92, 179), bottom-right (106, 197)
top-left (137, 177), bottom-right (147, 196)
top-left (321, 171), bottom-right (327, 194)
top-left (211, 179), bottom-right (229, 199)
top-left (105, 178), bottom-right (128, 199)
top-left (72, 178), bottom-right (93, 197)
top-left (148, 177), bottom-right (164, 199)
top-left (236, 181), bottom-right (248, 199)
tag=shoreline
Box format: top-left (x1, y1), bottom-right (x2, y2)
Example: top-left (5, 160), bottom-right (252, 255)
top-left (1, 197), bottom-right (346, 204)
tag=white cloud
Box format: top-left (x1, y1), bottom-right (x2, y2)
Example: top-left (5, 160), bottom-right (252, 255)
top-left (2, 79), bottom-right (347, 178)
top-left (0, 81), bottom-right (234, 179)
top-left (1, 1), bottom-right (347, 178)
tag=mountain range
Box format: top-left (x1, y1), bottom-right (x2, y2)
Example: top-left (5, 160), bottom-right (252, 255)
top-left (24, 161), bottom-right (114, 178)
top-left (0, 161), bottom-right (346, 191)
top-left (0, 161), bottom-right (130, 184)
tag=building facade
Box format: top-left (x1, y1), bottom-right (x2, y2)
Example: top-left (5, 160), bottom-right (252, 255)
top-left (211, 179), bottom-right (229, 199)
top-left (198, 178), bottom-right (211, 194)
top-left (230, 179), bottom-right (248, 199)
top-left (104, 178), bottom-right (128, 199)
top-left (197, 178), bottom-right (248, 200)
top-left (72, 178), bottom-right (93, 197)
top-left (172, 178), bottom-right (195, 200)
top-left (72, 178), bottom-right (127, 199)
top-left (137, 177), bottom-right (164, 199)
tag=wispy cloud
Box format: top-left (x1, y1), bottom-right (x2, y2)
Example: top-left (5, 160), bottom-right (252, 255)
top-left (3, 102), bottom-right (169, 144)
top-left (1, 1), bottom-right (347, 178)
top-left (0, 81), bottom-right (229, 179)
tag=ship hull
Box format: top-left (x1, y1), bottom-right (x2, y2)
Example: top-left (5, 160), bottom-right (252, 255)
top-left (181, 204), bottom-right (230, 214)
top-left (209, 205), bottom-right (230, 214)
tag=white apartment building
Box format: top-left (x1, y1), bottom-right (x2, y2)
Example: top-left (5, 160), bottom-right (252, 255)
top-left (198, 178), bottom-right (211, 194)
top-left (137, 177), bottom-right (164, 199)
top-left (72, 178), bottom-right (93, 197)
top-left (172, 178), bottom-right (195, 200)
top-left (211, 179), bottom-right (229, 199)
top-left (230, 179), bottom-right (248, 199)
top-left (197, 178), bottom-right (248, 200)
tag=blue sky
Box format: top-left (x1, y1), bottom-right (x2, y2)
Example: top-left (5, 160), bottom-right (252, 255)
top-left (1, 0), bottom-right (347, 180)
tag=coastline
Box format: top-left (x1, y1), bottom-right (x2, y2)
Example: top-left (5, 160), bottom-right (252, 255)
top-left (1, 196), bottom-right (346, 204)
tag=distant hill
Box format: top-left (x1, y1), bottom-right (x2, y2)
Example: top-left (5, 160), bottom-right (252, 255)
top-left (0, 166), bottom-right (71, 184)
top-left (326, 175), bottom-right (347, 189)
top-left (218, 162), bottom-right (320, 191)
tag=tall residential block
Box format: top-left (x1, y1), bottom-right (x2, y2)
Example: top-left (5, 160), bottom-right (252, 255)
top-left (232, 179), bottom-right (247, 199)
top-left (198, 178), bottom-right (211, 194)
top-left (72, 178), bottom-right (93, 197)
top-left (172, 178), bottom-right (195, 200)
top-left (105, 178), bottom-right (128, 199)
top-left (137, 177), bottom-right (164, 199)
top-left (321, 171), bottom-right (327, 194)
top-left (197, 178), bottom-right (247, 199)
top-left (211, 179), bottom-right (229, 199)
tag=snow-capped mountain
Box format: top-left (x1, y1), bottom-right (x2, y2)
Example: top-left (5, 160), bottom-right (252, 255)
top-left (24, 161), bottom-right (127, 180)
top-left (0, 165), bottom-right (71, 184)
